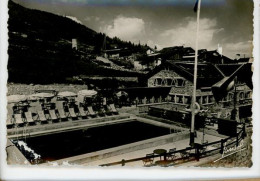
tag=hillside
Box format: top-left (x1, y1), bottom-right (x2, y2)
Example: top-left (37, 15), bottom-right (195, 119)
top-left (7, 0), bottom-right (145, 84)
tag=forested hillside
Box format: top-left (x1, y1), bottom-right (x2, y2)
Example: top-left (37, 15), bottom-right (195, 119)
top-left (8, 0), bottom-right (145, 84)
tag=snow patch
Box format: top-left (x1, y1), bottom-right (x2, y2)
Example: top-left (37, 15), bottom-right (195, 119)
top-left (66, 16), bottom-right (82, 24)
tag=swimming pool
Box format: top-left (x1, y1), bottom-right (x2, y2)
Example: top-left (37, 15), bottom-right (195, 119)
top-left (13, 120), bottom-right (172, 163)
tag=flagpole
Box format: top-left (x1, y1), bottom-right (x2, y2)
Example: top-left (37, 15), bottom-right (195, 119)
top-left (190, 0), bottom-right (201, 147)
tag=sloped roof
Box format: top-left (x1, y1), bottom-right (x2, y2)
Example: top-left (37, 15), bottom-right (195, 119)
top-left (146, 61), bottom-right (226, 88)
top-left (237, 58), bottom-right (250, 63)
top-left (198, 50), bottom-right (234, 64)
top-left (160, 46), bottom-right (194, 54)
top-left (216, 63), bottom-right (253, 89)
top-left (175, 62), bottom-right (225, 87)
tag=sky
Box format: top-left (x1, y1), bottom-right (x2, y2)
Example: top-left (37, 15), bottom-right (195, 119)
top-left (12, 0), bottom-right (254, 59)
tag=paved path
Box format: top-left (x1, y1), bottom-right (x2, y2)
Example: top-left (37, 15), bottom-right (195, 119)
top-left (82, 131), bottom-right (222, 167)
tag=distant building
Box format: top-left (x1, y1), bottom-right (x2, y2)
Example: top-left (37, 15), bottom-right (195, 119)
top-left (159, 45), bottom-right (235, 64)
top-left (236, 57), bottom-right (250, 64)
top-left (104, 48), bottom-right (132, 59)
top-left (146, 47), bottom-right (156, 55)
top-left (134, 60), bottom-right (143, 70)
top-left (159, 46), bottom-right (195, 61)
top-left (198, 50), bottom-right (234, 64)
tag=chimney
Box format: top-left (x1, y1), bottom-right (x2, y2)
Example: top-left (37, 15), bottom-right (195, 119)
top-left (72, 39), bottom-right (77, 50)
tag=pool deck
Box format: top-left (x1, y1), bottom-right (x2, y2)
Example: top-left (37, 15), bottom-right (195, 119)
top-left (7, 113), bottom-right (132, 138)
top-left (81, 131), bottom-right (223, 167)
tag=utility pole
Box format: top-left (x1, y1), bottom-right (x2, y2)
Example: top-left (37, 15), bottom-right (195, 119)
top-left (190, 0), bottom-right (202, 147)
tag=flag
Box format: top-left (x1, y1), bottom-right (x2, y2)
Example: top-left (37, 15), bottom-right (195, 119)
top-left (211, 64), bottom-right (247, 102)
top-left (193, 0), bottom-right (198, 12)
top-left (212, 76), bottom-right (235, 102)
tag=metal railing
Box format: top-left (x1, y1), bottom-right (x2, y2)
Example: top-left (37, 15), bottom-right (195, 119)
top-left (100, 124), bottom-right (246, 167)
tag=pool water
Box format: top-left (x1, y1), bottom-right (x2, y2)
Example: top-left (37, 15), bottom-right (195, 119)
top-left (16, 121), bottom-right (171, 163)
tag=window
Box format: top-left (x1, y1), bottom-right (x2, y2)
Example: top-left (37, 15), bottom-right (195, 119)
top-left (171, 79), bottom-right (177, 86)
top-left (166, 78), bottom-right (173, 86)
top-left (184, 96), bottom-right (191, 104)
top-left (239, 92), bottom-right (244, 100)
top-left (176, 79), bottom-right (185, 87)
top-left (202, 96), bottom-right (207, 104)
top-left (177, 96), bottom-right (183, 104)
top-left (154, 78), bottom-right (162, 86)
top-left (209, 96), bottom-right (214, 103)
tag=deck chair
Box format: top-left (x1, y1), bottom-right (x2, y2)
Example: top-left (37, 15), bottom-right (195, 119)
top-left (24, 111), bottom-right (35, 125)
top-left (56, 101), bottom-right (65, 109)
top-left (104, 105), bottom-right (112, 115)
top-left (97, 107), bottom-right (106, 117)
top-left (87, 106), bottom-right (97, 117)
top-left (7, 104), bottom-right (14, 128)
top-left (34, 102), bottom-right (43, 110)
top-left (150, 97), bottom-right (155, 103)
top-left (78, 107), bottom-right (87, 118)
top-left (6, 114), bottom-right (14, 129)
top-left (166, 148), bottom-right (177, 160)
top-left (56, 101), bottom-right (68, 121)
top-left (49, 109), bottom-right (59, 122)
top-left (14, 114), bottom-right (24, 127)
top-left (69, 108), bottom-right (77, 120)
top-left (109, 104), bottom-right (118, 114)
top-left (37, 110), bottom-right (48, 124)
top-left (142, 153), bottom-right (154, 166)
top-left (143, 97), bottom-right (147, 104)
top-left (57, 108), bottom-right (67, 121)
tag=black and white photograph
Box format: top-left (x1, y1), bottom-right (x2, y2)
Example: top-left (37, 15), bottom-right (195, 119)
top-left (0, 0), bottom-right (259, 180)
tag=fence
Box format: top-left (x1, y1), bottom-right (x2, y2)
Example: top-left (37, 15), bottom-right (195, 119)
top-left (100, 124), bottom-right (246, 167)
top-left (147, 106), bottom-right (206, 129)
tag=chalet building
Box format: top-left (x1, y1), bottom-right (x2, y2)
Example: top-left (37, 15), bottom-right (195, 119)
top-left (71, 38), bottom-right (94, 54)
top-left (159, 46), bottom-right (234, 64)
top-left (236, 57), bottom-right (251, 64)
top-left (159, 46), bottom-right (195, 61)
top-left (198, 50), bottom-right (234, 64)
top-left (177, 49), bottom-right (234, 64)
top-left (104, 48), bottom-right (132, 59)
top-left (133, 50), bottom-right (161, 71)
top-left (146, 47), bottom-right (156, 55)
top-left (145, 61), bottom-right (252, 112)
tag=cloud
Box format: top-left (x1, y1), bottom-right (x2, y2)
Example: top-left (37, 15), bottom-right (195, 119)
top-left (103, 16), bottom-right (145, 43)
top-left (215, 28), bottom-right (224, 34)
top-left (224, 41), bottom-right (253, 58)
top-left (160, 18), bottom-right (220, 49)
top-left (147, 40), bottom-right (162, 50)
top-left (84, 16), bottom-right (100, 22)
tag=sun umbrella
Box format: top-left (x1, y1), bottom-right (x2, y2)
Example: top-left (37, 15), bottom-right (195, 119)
top-left (30, 92), bottom-right (55, 98)
top-left (78, 90), bottom-right (97, 103)
top-left (57, 91), bottom-right (77, 97)
top-left (78, 90), bottom-right (97, 97)
top-left (26, 94), bottom-right (39, 101)
top-left (7, 95), bottom-right (27, 103)
top-left (116, 91), bottom-right (128, 97)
